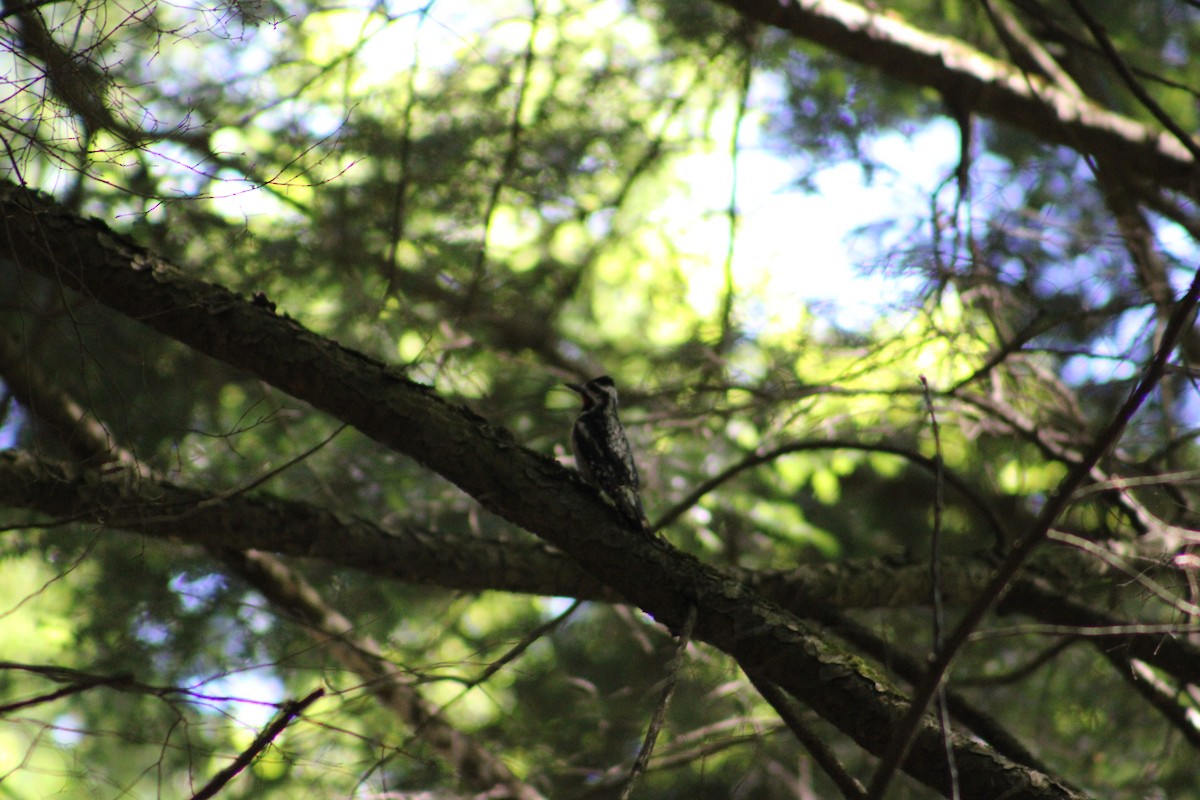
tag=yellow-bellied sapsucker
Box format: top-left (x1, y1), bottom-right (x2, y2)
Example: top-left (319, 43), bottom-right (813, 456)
top-left (566, 376), bottom-right (650, 533)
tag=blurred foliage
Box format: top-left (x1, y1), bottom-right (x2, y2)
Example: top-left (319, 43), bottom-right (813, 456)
top-left (3, 0), bottom-right (1200, 797)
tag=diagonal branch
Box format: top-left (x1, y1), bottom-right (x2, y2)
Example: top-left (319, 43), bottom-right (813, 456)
top-left (190, 687), bottom-right (324, 800)
top-left (869, 261), bottom-right (1200, 796)
top-left (712, 0), bottom-right (1198, 196)
top-left (747, 672), bottom-right (867, 800)
top-left (0, 181), bottom-right (1086, 799)
top-left (1061, 0), bottom-right (1200, 163)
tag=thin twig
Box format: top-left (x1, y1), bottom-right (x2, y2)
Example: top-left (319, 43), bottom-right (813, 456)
top-left (969, 623), bottom-right (1200, 641)
top-left (920, 376), bottom-right (958, 799)
top-left (718, 30), bottom-right (755, 353)
top-left (952, 639), bottom-right (1079, 688)
top-left (380, 3), bottom-right (427, 306)
top-left (0, 669), bottom-right (133, 715)
top-left (747, 672), bottom-right (867, 800)
top-left (1048, 529), bottom-right (1200, 618)
top-left (653, 438), bottom-right (1008, 547)
top-left (921, 377), bottom-right (947, 655)
top-left (463, 0), bottom-right (540, 311)
top-left (619, 604), bottom-right (696, 800)
top-left (1101, 650), bottom-right (1200, 750)
top-left (413, 600), bottom-right (582, 738)
top-left (1062, 0), bottom-right (1200, 164)
top-left (189, 687), bottom-right (323, 800)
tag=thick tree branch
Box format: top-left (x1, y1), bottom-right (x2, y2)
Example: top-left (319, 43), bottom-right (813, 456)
top-left (0, 317), bottom-right (549, 800)
top-left (5, 447), bottom-right (1200, 691)
top-left (0, 181), bottom-right (1085, 798)
top-left (0, 447), bottom-right (610, 597)
top-left (2, 0), bottom-right (154, 145)
top-left (1061, 0), bottom-right (1200, 163)
top-left (712, 0), bottom-right (1199, 196)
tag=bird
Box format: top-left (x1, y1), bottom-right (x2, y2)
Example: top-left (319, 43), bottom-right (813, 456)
top-left (565, 376), bottom-right (650, 533)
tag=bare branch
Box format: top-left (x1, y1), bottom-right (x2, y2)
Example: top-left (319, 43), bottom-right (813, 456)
top-left (714, 0), bottom-right (1198, 196)
top-left (654, 436), bottom-right (1009, 547)
top-left (619, 604), bottom-right (696, 800)
top-left (747, 672), bottom-right (867, 800)
top-left (189, 687), bottom-right (324, 800)
top-left (1062, 0), bottom-right (1200, 163)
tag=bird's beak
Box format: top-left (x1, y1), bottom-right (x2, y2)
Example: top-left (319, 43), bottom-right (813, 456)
top-left (565, 382), bottom-right (584, 395)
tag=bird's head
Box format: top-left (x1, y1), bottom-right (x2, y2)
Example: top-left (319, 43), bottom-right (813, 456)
top-left (565, 375), bottom-right (618, 410)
